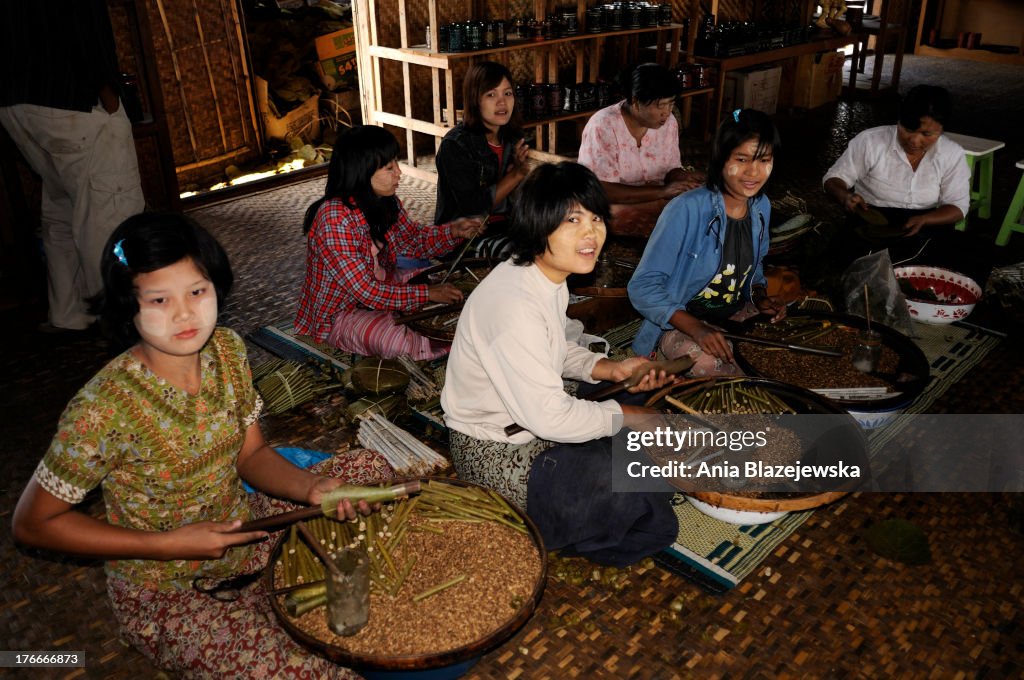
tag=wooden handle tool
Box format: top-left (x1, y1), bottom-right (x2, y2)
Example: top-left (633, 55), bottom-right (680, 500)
top-left (722, 332), bottom-right (844, 357)
top-left (231, 481), bottom-right (421, 533)
top-left (394, 301), bottom-right (465, 325)
top-left (296, 521), bottom-right (341, 575)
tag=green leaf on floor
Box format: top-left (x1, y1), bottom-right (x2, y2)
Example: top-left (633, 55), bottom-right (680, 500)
top-left (864, 519), bottom-right (931, 565)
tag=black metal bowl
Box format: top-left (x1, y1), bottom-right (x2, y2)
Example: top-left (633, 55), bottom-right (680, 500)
top-left (731, 311), bottom-right (930, 413)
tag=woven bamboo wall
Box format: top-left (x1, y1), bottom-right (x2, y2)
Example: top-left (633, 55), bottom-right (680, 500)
top-left (140, 0), bottom-right (259, 189)
top-left (716, 0), bottom-right (752, 21)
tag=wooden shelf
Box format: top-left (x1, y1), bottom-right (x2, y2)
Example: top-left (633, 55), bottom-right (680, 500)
top-left (393, 24), bottom-right (686, 63)
top-left (695, 32), bottom-right (865, 129)
top-left (522, 109), bottom-right (598, 129)
top-left (353, 0), bottom-right (687, 169)
top-left (693, 32), bottom-right (862, 70)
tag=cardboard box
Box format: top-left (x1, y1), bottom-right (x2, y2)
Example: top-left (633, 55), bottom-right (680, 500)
top-left (791, 51), bottom-right (845, 109)
top-left (315, 28), bottom-right (358, 91)
top-left (255, 76), bottom-right (321, 142)
top-left (722, 65), bottom-right (782, 116)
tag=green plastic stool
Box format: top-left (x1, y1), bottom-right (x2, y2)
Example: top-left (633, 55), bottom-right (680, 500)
top-left (945, 133), bottom-right (1004, 232)
top-left (996, 160), bottom-right (1024, 247)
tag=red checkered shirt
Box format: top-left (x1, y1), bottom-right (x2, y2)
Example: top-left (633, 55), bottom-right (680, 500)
top-left (295, 198), bottom-right (462, 342)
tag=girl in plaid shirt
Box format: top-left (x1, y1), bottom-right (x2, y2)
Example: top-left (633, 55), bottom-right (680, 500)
top-left (295, 125), bottom-right (484, 359)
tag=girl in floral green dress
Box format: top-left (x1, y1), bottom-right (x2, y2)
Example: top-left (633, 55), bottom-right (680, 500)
top-left (12, 212), bottom-right (392, 678)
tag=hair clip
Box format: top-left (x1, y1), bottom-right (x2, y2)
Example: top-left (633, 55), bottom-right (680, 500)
top-left (113, 240), bottom-right (128, 267)
top-left (733, 109), bottom-right (741, 123)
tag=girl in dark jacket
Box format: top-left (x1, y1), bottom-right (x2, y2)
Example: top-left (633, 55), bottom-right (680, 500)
top-left (434, 61), bottom-right (529, 258)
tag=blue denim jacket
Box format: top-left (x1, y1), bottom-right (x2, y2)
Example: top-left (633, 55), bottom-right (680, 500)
top-left (627, 186), bottom-right (771, 357)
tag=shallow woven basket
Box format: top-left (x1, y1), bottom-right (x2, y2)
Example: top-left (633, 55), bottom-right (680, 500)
top-left (644, 377), bottom-right (861, 513)
top-left (687, 489), bottom-right (848, 513)
top-left (265, 477), bottom-right (547, 673)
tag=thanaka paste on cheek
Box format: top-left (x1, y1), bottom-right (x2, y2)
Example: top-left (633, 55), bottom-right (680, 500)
top-left (135, 296), bottom-right (218, 338)
top-left (726, 163), bottom-right (739, 176)
top-left (136, 308), bottom-right (168, 337)
top-left (197, 297), bottom-right (218, 328)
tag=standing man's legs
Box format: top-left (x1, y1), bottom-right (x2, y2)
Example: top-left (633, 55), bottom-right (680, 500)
top-left (0, 102), bottom-right (143, 330)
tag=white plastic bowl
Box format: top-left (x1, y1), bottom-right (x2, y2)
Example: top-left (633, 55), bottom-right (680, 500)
top-left (685, 496), bottom-right (788, 525)
top-left (893, 266), bottom-right (981, 325)
top-left (846, 405), bottom-right (904, 431)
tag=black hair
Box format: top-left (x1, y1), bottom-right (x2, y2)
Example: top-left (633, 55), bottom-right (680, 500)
top-left (706, 108), bottom-right (781, 197)
top-left (618, 62), bottom-right (679, 106)
top-left (508, 162), bottom-right (611, 266)
top-left (302, 125), bottom-right (401, 243)
top-left (898, 85), bottom-right (952, 130)
top-left (462, 61), bottom-right (522, 143)
top-left (91, 212), bottom-right (233, 349)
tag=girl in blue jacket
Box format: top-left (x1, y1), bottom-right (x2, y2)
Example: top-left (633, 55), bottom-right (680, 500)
top-left (628, 109), bottom-right (787, 375)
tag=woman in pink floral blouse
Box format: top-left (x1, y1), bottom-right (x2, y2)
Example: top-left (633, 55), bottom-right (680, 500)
top-left (578, 63), bottom-right (704, 236)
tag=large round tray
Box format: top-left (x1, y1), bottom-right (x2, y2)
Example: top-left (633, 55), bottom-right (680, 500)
top-left (732, 311), bottom-right (929, 413)
top-left (266, 477), bottom-right (547, 673)
top-left (405, 259), bottom-right (497, 342)
top-left (644, 376), bottom-right (862, 513)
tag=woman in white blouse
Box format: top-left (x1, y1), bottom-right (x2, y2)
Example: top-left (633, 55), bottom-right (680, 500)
top-left (441, 162), bottom-right (679, 566)
top-left (823, 85), bottom-right (970, 237)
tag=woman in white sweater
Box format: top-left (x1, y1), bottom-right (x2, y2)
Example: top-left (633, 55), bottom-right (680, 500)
top-left (441, 162), bottom-right (678, 566)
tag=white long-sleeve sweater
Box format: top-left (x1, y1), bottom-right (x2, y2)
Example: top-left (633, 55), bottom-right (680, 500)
top-left (441, 260), bottom-right (623, 444)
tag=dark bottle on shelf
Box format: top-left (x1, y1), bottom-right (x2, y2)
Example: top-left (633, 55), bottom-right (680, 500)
top-left (466, 21), bottom-right (484, 50)
top-left (562, 10), bottom-right (579, 35)
top-left (658, 3), bottom-right (673, 26)
top-left (641, 4), bottom-right (659, 28)
top-left (530, 83), bottom-right (549, 118)
top-left (606, 4), bottom-right (624, 31)
top-left (625, 3), bottom-right (642, 29)
top-left (515, 84), bottom-right (531, 119)
top-left (547, 83), bottom-right (563, 113)
top-left (448, 22), bottom-right (466, 51)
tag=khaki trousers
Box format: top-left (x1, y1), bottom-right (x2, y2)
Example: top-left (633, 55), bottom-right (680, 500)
top-left (0, 101), bottom-right (145, 329)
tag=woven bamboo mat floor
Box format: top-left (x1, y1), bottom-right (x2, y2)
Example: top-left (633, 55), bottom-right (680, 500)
top-left (1, 55), bottom-right (1023, 678)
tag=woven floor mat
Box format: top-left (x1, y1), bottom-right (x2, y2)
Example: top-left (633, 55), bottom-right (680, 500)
top-left (866, 320), bottom-right (1003, 453)
top-left (656, 500), bottom-right (815, 593)
top-left (464, 492), bottom-right (1023, 679)
top-left (608, 318), bottom-right (1004, 595)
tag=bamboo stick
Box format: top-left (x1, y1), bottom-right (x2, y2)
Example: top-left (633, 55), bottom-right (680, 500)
top-left (153, 0), bottom-right (199, 161)
top-left (413, 574), bottom-right (466, 602)
top-left (191, 0), bottom-right (227, 152)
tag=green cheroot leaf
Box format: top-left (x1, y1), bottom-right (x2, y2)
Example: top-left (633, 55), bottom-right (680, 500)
top-left (863, 519), bottom-right (931, 565)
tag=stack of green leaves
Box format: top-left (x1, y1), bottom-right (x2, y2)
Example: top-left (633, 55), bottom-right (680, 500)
top-left (254, 358), bottom-right (341, 415)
